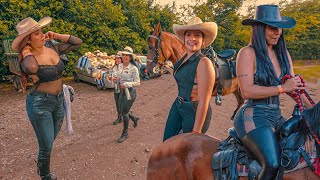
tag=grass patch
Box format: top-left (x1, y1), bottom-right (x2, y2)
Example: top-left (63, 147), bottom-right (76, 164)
top-left (293, 63), bottom-right (320, 83)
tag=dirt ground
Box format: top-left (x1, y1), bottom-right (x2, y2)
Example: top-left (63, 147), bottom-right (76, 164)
top-left (0, 74), bottom-right (319, 180)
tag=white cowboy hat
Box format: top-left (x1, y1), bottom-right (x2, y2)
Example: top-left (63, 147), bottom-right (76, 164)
top-left (115, 51), bottom-right (122, 58)
top-left (121, 46), bottom-right (134, 55)
top-left (173, 16), bottom-right (218, 48)
top-left (12, 17), bottom-right (52, 51)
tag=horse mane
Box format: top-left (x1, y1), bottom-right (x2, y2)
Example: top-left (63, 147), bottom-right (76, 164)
top-left (149, 30), bottom-right (181, 44)
top-left (162, 31), bottom-right (182, 44)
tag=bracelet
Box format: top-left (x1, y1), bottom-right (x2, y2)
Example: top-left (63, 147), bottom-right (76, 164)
top-left (277, 85), bottom-right (284, 94)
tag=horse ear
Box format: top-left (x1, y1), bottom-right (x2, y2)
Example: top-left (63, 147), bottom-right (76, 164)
top-left (156, 22), bottom-right (162, 35)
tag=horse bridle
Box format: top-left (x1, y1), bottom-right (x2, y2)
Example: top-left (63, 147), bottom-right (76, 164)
top-left (147, 31), bottom-right (168, 65)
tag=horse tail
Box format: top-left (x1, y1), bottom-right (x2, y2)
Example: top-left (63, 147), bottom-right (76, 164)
top-left (304, 101), bottom-right (320, 140)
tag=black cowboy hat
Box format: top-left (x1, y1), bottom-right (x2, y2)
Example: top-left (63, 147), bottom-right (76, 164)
top-left (242, 5), bottom-right (296, 29)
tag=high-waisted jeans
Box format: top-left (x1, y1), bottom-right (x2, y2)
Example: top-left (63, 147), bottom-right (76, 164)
top-left (26, 91), bottom-right (64, 161)
top-left (163, 97), bottom-right (212, 141)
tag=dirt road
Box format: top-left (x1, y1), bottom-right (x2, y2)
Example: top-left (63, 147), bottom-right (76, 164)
top-left (0, 74), bottom-right (319, 180)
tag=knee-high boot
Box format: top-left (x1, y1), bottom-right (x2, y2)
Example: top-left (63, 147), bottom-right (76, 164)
top-left (128, 112), bottom-right (139, 128)
top-left (118, 114), bottom-right (129, 143)
top-left (242, 127), bottom-right (280, 180)
top-left (37, 158), bottom-right (57, 180)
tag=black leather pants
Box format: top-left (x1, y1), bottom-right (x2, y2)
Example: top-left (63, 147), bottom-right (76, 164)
top-left (242, 127), bottom-right (280, 180)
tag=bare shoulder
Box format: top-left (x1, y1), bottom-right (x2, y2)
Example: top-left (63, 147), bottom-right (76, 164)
top-left (199, 56), bottom-right (213, 66)
top-left (237, 46), bottom-right (255, 63)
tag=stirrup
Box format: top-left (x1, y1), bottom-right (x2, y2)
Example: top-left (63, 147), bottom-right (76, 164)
top-left (216, 95), bottom-right (222, 106)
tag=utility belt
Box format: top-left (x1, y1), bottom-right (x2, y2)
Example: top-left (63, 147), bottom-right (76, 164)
top-left (29, 90), bottom-right (64, 98)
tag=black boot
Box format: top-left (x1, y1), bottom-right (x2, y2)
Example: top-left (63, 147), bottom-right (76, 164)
top-left (37, 159), bottom-right (57, 180)
top-left (112, 114), bottom-right (123, 125)
top-left (118, 115), bottom-right (129, 143)
top-left (128, 112), bottom-right (140, 128)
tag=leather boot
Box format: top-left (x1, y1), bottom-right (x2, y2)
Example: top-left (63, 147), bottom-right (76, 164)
top-left (118, 115), bottom-right (129, 143)
top-left (37, 159), bottom-right (57, 180)
top-left (112, 114), bottom-right (123, 125)
top-left (128, 112), bottom-right (140, 128)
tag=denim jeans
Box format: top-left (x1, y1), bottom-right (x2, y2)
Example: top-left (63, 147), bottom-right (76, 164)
top-left (26, 91), bottom-right (64, 161)
top-left (163, 97), bottom-right (212, 141)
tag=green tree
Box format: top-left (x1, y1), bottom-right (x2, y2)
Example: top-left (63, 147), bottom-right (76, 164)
top-left (280, 0), bottom-right (320, 60)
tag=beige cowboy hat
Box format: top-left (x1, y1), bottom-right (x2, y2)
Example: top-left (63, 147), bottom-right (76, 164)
top-left (121, 46), bottom-right (134, 55)
top-left (173, 16), bottom-right (218, 48)
top-left (12, 17), bottom-right (52, 51)
top-left (115, 51), bottom-right (122, 58)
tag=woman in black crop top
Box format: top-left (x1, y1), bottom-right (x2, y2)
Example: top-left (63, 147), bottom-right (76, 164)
top-left (12, 17), bottom-right (82, 180)
top-left (234, 5), bottom-right (313, 179)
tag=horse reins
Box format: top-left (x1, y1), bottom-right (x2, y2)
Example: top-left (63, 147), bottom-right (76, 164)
top-left (282, 74), bottom-right (320, 144)
top-left (147, 31), bottom-right (168, 64)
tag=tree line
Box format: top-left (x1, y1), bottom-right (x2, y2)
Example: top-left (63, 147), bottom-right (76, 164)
top-left (0, 0), bottom-right (318, 77)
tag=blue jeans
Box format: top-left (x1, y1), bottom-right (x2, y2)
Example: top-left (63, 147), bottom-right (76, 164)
top-left (163, 97), bottom-right (212, 141)
top-left (26, 91), bottom-right (64, 161)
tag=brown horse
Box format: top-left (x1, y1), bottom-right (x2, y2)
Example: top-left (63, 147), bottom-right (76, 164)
top-left (146, 22), bottom-right (244, 119)
top-left (147, 102), bottom-right (320, 180)
top-left (147, 133), bottom-right (319, 180)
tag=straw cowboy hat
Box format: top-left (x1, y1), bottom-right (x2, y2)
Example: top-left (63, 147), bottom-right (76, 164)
top-left (242, 5), bottom-right (296, 28)
top-left (173, 16), bottom-right (218, 48)
top-left (12, 17), bottom-right (52, 50)
top-left (115, 51), bottom-right (122, 58)
top-left (121, 46), bottom-right (134, 55)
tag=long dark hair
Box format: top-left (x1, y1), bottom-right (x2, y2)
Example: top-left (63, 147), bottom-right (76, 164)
top-left (18, 34), bottom-right (31, 93)
top-left (129, 54), bottom-right (138, 68)
top-left (251, 23), bottom-right (291, 86)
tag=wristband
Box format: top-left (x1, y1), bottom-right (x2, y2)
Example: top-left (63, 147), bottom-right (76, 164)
top-left (277, 85), bottom-right (284, 94)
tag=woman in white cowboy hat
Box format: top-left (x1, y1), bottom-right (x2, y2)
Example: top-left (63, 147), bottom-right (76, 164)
top-left (13, 16), bottom-right (82, 180)
top-left (234, 5), bottom-right (313, 179)
top-left (115, 46), bottom-right (140, 143)
top-left (162, 16), bottom-right (217, 141)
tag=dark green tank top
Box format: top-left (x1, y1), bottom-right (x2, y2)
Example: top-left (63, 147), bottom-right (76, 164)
top-left (173, 50), bottom-right (203, 101)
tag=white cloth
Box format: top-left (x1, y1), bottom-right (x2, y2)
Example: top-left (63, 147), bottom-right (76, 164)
top-left (118, 63), bottom-right (140, 88)
top-left (63, 84), bottom-right (74, 136)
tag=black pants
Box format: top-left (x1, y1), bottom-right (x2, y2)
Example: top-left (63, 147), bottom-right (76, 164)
top-left (118, 88), bottom-right (137, 130)
top-left (114, 91), bottom-right (120, 115)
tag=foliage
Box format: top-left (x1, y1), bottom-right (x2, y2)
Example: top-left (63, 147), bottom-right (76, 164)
top-left (0, 0), bottom-right (318, 79)
top-left (0, 0), bottom-right (179, 78)
top-left (280, 0), bottom-right (320, 60)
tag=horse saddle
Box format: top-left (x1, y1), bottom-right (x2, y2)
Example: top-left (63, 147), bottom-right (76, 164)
top-left (216, 49), bottom-right (237, 80)
top-left (213, 117), bottom-right (315, 179)
top-left (202, 47), bottom-right (237, 105)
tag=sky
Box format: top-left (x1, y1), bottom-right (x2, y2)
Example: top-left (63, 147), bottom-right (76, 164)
top-left (155, 0), bottom-right (292, 15)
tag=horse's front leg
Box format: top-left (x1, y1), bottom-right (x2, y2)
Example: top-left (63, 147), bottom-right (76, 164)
top-left (231, 89), bottom-right (244, 120)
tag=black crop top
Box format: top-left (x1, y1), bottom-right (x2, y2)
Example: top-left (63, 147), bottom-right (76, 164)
top-left (37, 59), bottom-right (64, 83)
top-left (21, 35), bottom-right (82, 83)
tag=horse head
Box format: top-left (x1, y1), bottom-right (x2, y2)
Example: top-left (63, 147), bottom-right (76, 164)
top-left (147, 22), bottom-right (167, 77)
top-left (147, 22), bottom-right (185, 78)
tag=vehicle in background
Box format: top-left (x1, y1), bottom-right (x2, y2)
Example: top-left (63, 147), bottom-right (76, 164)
top-left (73, 56), bottom-right (113, 90)
top-left (136, 55), bottom-right (149, 80)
